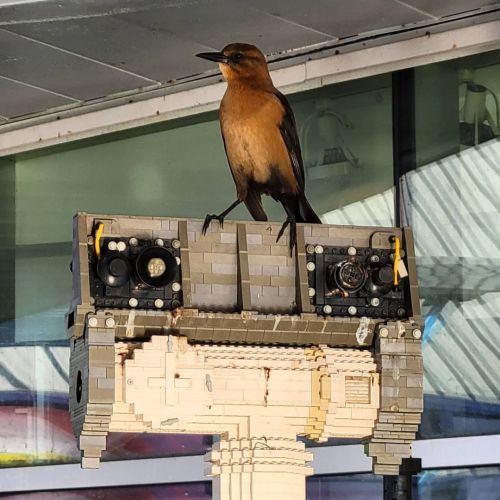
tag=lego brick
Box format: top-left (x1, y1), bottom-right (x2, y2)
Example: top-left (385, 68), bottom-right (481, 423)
top-left (295, 225), bottom-right (312, 314)
top-left (178, 220), bottom-right (192, 308)
top-left (237, 223), bottom-right (252, 311)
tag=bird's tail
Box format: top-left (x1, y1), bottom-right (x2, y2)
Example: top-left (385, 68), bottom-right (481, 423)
top-left (298, 194), bottom-right (321, 224)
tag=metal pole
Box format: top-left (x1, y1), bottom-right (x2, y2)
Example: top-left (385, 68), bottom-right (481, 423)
top-left (383, 457), bottom-right (422, 500)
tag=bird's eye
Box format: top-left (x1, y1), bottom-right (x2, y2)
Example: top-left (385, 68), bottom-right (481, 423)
top-left (232, 53), bottom-right (243, 62)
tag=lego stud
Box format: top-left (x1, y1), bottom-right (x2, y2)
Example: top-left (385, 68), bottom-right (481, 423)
top-left (107, 241), bottom-right (117, 251)
top-left (306, 244), bottom-right (315, 254)
top-left (306, 261), bottom-right (316, 272)
top-left (155, 238), bottom-right (164, 247)
top-left (172, 282), bottom-right (181, 292)
top-left (370, 297), bottom-right (380, 307)
top-left (323, 305), bottom-right (332, 314)
top-left (379, 327), bottom-right (389, 337)
top-left (348, 246), bottom-right (357, 256)
top-left (88, 316), bottom-right (98, 327)
top-left (370, 254), bottom-right (380, 263)
top-left (87, 236), bottom-right (94, 245)
top-left (128, 298), bottom-right (138, 308)
top-left (116, 241), bottom-right (126, 252)
top-left (348, 305), bottom-right (357, 315)
top-left (154, 298), bottom-right (164, 309)
top-left (105, 317), bottom-right (115, 328)
top-left (412, 328), bottom-right (422, 339)
top-left (314, 245), bottom-right (324, 254)
top-left (308, 287), bottom-right (316, 297)
top-left (175, 256), bottom-right (181, 265)
top-left (129, 237), bottom-right (138, 246)
top-left (172, 239), bottom-right (181, 249)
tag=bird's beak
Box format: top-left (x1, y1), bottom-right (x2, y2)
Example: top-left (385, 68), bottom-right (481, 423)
top-left (196, 51), bottom-right (229, 64)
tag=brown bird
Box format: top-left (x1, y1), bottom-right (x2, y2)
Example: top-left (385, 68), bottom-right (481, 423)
top-left (196, 43), bottom-right (321, 251)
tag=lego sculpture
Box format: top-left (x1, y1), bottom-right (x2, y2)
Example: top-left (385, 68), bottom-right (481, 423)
top-left (68, 213), bottom-right (423, 499)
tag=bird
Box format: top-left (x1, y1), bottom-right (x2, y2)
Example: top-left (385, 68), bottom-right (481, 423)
top-left (196, 43), bottom-right (321, 252)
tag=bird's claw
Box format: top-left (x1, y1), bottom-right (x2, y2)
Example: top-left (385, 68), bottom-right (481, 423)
top-left (202, 214), bottom-right (224, 235)
top-left (276, 217), bottom-right (297, 256)
top-left (276, 219), bottom-right (290, 243)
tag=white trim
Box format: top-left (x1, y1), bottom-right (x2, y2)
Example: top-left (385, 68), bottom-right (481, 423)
top-left (1, 18), bottom-right (500, 157)
top-left (1, 435), bottom-right (499, 492)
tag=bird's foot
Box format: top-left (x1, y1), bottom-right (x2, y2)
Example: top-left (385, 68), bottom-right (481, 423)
top-left (276, 217), bottom-right (297, 256)
top-left (202, 213), bottom-right (225, 235)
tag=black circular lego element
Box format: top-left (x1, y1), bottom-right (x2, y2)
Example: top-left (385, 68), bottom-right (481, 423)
top-left (109, 257), bottom-right (128, 277)
top-left (327, 260), bottom-right (367, 293)
top-left (76, 370), bottom-right (83, 403)
top-left (374, 265), bottom-right (394, 286)
top-left (135, 246), bottom-right (177, 287)
top-left (96, 252), bottom-right (131, 287)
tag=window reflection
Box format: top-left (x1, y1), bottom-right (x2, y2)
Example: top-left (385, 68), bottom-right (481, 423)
top-left (413, 51), bottom-right (500, 438)
top-left (306, 467), bottom-right (500, 500)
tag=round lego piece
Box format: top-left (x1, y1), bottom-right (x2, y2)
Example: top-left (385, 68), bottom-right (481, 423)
top-left (97, 253), bottom-right (130, 287)
top-left (172, 282), bottom-right (181, 292)
top-left (172, 239), bottom-right (181, 249)
top-left (348, 305), bottom-right (357, 315)
top-left (306, 261), bottom-right (316, 272)
top-left (116, 241), bottom-right (126, 252)
top-left (154, 299), bottom-right (164, 309)
top-left (107, 241), bottom-right (117, 251)
top-left (323, 305), bottom-right (332, 314)
top-left (412, 328), bottom-right (422, 339)
top-left (105, 317), bottom-right (116, 328)
top-left (379, 327), bottom-right (389, 337)
top-left (135, 246), bottom-right (177, 287)
top-left (129, 298), bottom-right (138, 308)
top-left (88, 317), bottom-right (98, 327)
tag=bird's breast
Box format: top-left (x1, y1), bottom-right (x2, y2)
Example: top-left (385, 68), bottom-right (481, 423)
top-left (220, 89), bottom-right (297, 192)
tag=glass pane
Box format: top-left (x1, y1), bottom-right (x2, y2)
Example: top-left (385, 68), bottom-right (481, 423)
top-left (299, 75), bottom-right (395, 226)
top-left (307, 473), bottom-right (382, 499)
top-left (305, 466), bottom-right (500, 500)
top-left (413, 49), bottom-right (500, 438)
top-left (418, 466), bottom-right (500, 500)
top-left (1, 482), bottom-right (212, 499)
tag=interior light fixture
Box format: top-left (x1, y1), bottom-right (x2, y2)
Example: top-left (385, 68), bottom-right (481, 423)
top-left (300, 100), bottom-right (359, 181)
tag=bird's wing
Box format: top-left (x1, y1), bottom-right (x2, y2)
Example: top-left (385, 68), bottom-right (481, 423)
top-left (273, 90), bottom-right (305, 190)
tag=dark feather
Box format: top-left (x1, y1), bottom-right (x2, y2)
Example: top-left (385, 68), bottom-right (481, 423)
top-left (245, 190), bottom-right (268, 221)
top-left (273, 90), bottom-right (305, 190)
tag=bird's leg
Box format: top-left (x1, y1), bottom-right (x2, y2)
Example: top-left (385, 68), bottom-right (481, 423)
top-left (202, 199), bottom-right (242, 235)
top-left (276, 204), bottom-right (297, 255)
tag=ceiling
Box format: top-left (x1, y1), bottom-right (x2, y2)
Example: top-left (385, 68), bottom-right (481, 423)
top-left (0, 0), bottom-right (500, 124)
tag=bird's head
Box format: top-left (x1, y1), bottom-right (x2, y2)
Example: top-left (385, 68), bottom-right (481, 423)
top-left (196, 43), bottom-right (272, 85)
